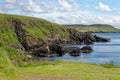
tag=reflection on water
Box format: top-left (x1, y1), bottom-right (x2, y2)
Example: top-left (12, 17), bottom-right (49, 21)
top-left (39, 33), bottom-right (120, 65)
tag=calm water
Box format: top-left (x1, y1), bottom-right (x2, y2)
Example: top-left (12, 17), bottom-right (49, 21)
top-left (39, 33), bottom-right (120, 65)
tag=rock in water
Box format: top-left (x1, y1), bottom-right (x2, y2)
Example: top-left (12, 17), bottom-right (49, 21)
top-left (84, 39), bottom-right (94, 45)
top-left (49, 43), bottom-right (65, 56)
top-left (69, 48), bottom-right (81, 56)
top-left (94, 35), bottom-right (110, 42)
top-left (81, 46), bottom-right (93, 53)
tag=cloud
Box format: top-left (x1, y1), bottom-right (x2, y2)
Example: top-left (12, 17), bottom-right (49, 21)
top-left (4, 3), bottom-right (16, 10)
top-left (20, 0), bottom-right (43, 13)
top-left (5, 0), bottom-right (16, 3)
top-left (97, 2), bottom-right (111, 11)
top-left (1, 0), bottom-right (79, 13)
top-left (58, 0), bottom-right (79, 11)
top-left (0, 0), bottom-right (16, 12)
top-left (58, 0), bottom-right (72, 11)
top-left (43, 11), bottom-right (120, 28)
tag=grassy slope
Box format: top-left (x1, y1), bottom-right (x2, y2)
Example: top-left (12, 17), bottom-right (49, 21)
top-left (0, 13), bottom-right (120, 80)
top-left (1, 60), bottom-right (120, 80)
top-left (65, 25), bottom-right (120, 32)
top-left (18, 61), bottom-right (120, 80)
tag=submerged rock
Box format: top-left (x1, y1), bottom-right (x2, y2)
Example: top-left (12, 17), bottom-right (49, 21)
top-left (69, 48), bottom-right (81, 56)
top-left (81, 46), bottom-right (93, 53)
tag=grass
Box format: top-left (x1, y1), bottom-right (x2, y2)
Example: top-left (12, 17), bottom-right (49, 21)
top-left (0, 60), bottom-right (119, 80)
top-left (0, 47), bottom-right (17, 78)
top-left (0, 59), bottom-right (120, 80)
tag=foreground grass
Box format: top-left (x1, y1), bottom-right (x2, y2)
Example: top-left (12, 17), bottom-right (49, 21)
top-left (1, 60), bottom-right (120, 80)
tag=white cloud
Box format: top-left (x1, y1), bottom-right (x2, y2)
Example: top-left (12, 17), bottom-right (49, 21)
top-left (58, 0), bottom-right (72, 11)
top-left (21, 0), bottom-right (43, 13)
top-left (1, 0), bottom-right (79, 13)
top-left (57, 0), bottom-right (79, 12)
top-left (97, 2), bottom-right (111, 11)
top-left (5, 0), bottom-right (16, 3)
top-left (70, 0), bottom-right (76, 2)
top-left (41, 11), bottom-right (120, 28)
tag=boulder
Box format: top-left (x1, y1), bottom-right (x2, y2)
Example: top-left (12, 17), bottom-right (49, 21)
top-left (84, 32), bottom-right (96, 41)
top-left (81, 46), bottom-right (93, 53)
top-left (84, 39), bottom-right (94, 45)
top-left (82, 32), bottom-right (96, 45)
top-left (49, 43), bottom-right (65, 56)
top-left (94, 35), bottom-right (110, 42)
top-left (69, 48), bottom-right (81, 56)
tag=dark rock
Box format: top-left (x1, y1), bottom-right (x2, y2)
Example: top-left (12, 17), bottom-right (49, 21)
top-left (49, 43), bottom-right (65, 56)
top-left (83, 32), bottom-right (95, 45)
top-left (69, 48), bottom-right (81, 56)
top-left (84, 39), bottom-right (94, 45)
top-left (81, 46), bottom-right (93, 53)
top-left (94, 35), bottom-right (110, 42)
top-left (84, 32), bottom-right (96, 42)
top-left (69, 29), bottom-right (83, 44)
top-left (31, 43), bottom-right (50, 57)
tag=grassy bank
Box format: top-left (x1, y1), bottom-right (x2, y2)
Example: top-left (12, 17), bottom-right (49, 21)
top-left (0, 61), bottom-right (120, 80)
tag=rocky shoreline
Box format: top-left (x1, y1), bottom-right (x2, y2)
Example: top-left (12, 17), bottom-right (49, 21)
top-left (28, 32), bottom-right (110, 57)
top-left (8, 17), bottom-right (110, 58)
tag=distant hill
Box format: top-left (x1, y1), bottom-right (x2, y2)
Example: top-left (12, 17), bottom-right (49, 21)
top-left (64, 24), bottom-right (120, 32)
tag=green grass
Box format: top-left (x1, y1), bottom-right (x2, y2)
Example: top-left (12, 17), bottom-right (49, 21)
top-left (0, 60), bottom-right (118, 80)
top-left (0, 59), bottom-right (120, 80)
top-left (0, 47), bottom-right (17, 78)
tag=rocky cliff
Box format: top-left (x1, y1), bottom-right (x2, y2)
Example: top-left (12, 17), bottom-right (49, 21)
top-left (0, 14), bottom-right (110, 64)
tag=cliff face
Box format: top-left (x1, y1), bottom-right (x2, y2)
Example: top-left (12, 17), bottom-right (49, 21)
top-left (0, 14), bottom-right (110, 64)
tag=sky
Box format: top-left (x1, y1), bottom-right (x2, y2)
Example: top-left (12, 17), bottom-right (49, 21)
top-left (0, 0), bottom-right (120, 28)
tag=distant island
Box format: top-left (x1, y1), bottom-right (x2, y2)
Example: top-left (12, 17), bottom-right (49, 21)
top-left (64, 24), bottom-right (120, 32)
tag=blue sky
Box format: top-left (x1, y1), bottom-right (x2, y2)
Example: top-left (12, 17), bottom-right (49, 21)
top-left (0, 0), bottom-right (120, 28)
